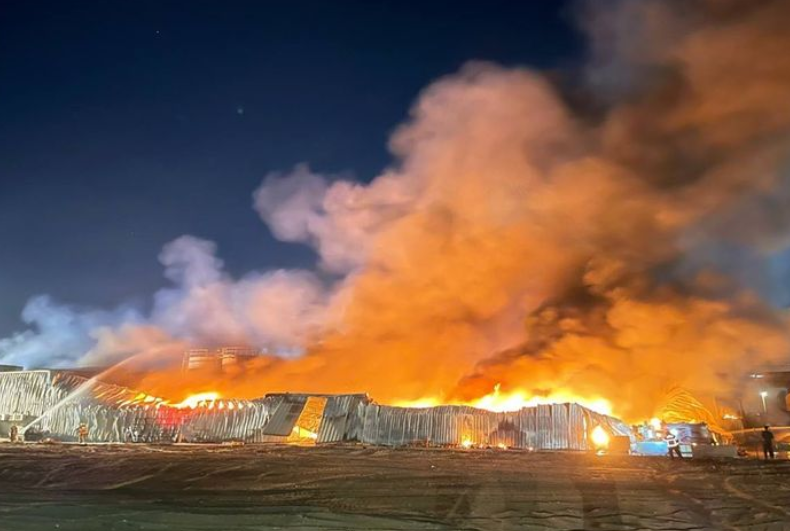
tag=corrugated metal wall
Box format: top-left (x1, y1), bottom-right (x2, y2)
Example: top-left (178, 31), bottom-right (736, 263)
top-left (317, 394), bottom-right (368, 443)
top-left (1, 370), bottom-right (630, 449)
top-left (181, 402), bottom-right (269, 442)
top-left (357, 403), bottom-right (629, 450)
top-left (262, 395), bottom-right (307, 436)
top-left (251, 394), bottom-right (370, 443)
top-left (0, 371), bottom-right (58, 417)
top-left (0, 370), bottom-right (273, 443)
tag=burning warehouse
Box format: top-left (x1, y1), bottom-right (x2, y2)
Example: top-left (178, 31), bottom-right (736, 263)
top-left (0, 367), bottom-right (629, 450)
top-left (5, 1), bottom-right (790, 528)
top-left (1, 0), bottom-right (789, 466)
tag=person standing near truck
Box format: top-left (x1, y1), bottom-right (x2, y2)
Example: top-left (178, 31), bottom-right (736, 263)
top-left (762, 425), bottom-right (775, 460)
top-left (665, 430), bottom-right (683, 459)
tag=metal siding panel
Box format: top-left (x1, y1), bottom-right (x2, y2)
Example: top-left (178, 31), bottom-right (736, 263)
top-left (375, 406), bottom-right (391, 446)
top-left (344, 399), bottom-right (367, 441)
top-left (568, 403), bottom-right (586, 450)
top-left (550, 403), bottom-right (569, 449)
top-left (536, 404), bottom-right (552, 449)
top-left (525, 408), bottom-right (536, 449)
top-left (361, 403), bottom-right (380, 444)
top-left (179, 401), bottom-right (265, 442)
top-left (316, 396), bottom-right (350, 443)
top-left (0, 371), bottom-right (53, 418)
top-left (262, 397), bottom-right (307, 436)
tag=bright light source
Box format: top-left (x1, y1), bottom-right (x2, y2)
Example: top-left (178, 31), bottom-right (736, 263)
top-left (394, 384), bottom-right (613, 416)
top-left (173, 392), bottom-right (221, 409)
top-left (760, 391), bottom-right (768, 398)
top-left (591, 426), bottom-right (610, 449)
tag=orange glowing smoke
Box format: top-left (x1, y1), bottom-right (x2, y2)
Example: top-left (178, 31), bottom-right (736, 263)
top-left (86, 0), bottom-right (790, 425)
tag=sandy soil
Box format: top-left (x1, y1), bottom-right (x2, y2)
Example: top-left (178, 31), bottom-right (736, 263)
top-left (0, 444), bottom-right (788, 531)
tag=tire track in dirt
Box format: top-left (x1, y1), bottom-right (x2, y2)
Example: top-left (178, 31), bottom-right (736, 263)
top-left (649, 468), bottom-right (742, 531)
top-left (722, 475), bottom-right (790, 519)
top-left (2, 445), bottom-right (790, 530)
top-left (100, 463), bottom-right (174, 490)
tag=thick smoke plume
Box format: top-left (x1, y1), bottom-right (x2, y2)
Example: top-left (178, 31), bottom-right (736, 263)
top-left (3, 0), bottom-right (790, 419)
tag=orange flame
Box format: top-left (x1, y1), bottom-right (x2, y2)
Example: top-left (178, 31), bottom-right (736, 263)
top-left (394, 383), bottom-right (613, 416)
top-left (170, 392), bottom-right (221, 409)
top-left (591, 425), bottom-right (610, 448)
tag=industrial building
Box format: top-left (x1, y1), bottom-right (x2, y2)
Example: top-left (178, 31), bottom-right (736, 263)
top-left (0, 368), bottom-right (629, 450)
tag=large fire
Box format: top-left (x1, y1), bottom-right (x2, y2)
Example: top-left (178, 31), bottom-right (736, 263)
top-left (394, 384), bottom-right (613, 416)
top-left (590, 426), bottom-right (610, 449)
top-left (171, 391), bottom-right (221, 409)
top-left (115, 383), bottom-right (614, 419)
top-left (27, 0), bottom-right (790, 431)
top-left (117, 390), bottom-right (247, 412)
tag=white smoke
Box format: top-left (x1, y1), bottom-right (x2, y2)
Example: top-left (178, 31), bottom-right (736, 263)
top-left (0, 235), bottom-right (332, 368)
top-left (253, 163), bottom-right (414, 274)
top-left (0, 296), bottom-right (143, 368)
top-left (151, 235), bottom-right (332, 354)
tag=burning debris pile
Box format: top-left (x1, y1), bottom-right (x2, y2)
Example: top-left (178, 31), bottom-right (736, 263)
top-left (0, 369), bottom-right (627, 450)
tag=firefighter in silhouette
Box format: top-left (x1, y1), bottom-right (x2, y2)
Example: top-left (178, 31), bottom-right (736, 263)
top-left (9, 424), bottom-right (19, 443)
top-left (762, 425), bottom-right (775, 460)
top-left (665, 430), bottom-right (683, 459)
top-left (77, 423), bottom-right (89, 444)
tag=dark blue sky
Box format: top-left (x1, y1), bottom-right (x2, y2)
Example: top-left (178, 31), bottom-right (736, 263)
top-left (0, 1), bottom-right (581, 337)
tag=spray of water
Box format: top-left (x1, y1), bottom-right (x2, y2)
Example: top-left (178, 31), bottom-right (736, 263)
top-left (21, 347), bottom-right (172, 434)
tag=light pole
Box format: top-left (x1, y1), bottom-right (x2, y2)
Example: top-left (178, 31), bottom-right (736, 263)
top-left (760, 391), bottom-right (768, 414)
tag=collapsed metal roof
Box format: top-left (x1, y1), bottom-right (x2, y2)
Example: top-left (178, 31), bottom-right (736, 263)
top-left (0, 370), bottom-right (629, 450)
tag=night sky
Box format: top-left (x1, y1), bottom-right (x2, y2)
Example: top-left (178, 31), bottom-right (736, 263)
top-left (0, 1), bottom-right (581, 337)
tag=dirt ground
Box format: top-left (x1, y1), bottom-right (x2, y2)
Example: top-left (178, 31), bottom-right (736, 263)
top-left (0, 444), bottom-right (788, 531)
